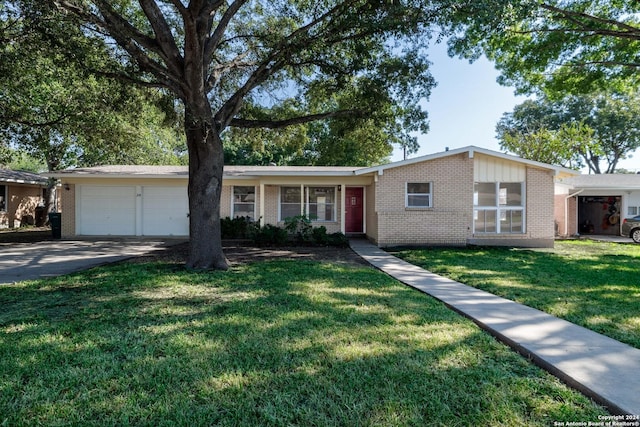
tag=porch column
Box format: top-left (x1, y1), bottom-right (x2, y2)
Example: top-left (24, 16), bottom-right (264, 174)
top-left (259, 183), bottom-right (265, 227)
top-left (340, 183), bottom-right (346, 234)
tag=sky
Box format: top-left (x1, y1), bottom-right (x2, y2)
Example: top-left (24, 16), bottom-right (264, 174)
top-left (391, 43), bottom-right (640, 173)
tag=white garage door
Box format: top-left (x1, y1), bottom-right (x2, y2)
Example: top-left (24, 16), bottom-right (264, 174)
top-left (78, 186), bottom-right (136, 235)
top-left (142, 186), bottom-right (189, 236)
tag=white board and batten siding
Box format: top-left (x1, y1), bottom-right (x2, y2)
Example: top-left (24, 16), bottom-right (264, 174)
top-left (76, 185), bottom-right (188, 236)
top-left (474, 154), bottom-right (526, 183)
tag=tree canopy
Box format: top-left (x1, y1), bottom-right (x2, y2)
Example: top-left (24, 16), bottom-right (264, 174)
top-left (445, 1), bottom-right (640, 95)
top-left (497, 92), bottom-right (640, 173)
top-left (0, 1), bottom-right (187, 172)
top-left (46, 0), bottom-right (438, 269)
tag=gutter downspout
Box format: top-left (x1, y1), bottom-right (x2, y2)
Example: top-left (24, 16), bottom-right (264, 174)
top-left (565, 189), bottom-right (584, 237)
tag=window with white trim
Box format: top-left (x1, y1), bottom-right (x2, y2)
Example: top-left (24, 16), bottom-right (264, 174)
top-left (279, 186), bottom-right (336, 221)
top-left (280, 186), bottom-right (302, 220)
top-left (628, 206), bottom-right (639, 216)
top-left (406, 182), bottom-right (432, 208)
top-left (232, 186), bottom-right (256, 220)
top-left (0, 185), bottom-right (6, 212)
top-left (307, 187), bottom-right (335, 221)
top-left (474, 182), bottom-right (524, 233)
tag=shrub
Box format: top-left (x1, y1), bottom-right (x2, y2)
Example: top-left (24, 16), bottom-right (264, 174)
top-left (312, 226), bottom-right (328, 245)
top-left (249, 224), bottom-right (288, 246)
top-left (283, 215), bottom-right (313, 243)
top-left (221, 216), bottom-right (253, 239)
top-left (327, 232), bottom-right (349, 247)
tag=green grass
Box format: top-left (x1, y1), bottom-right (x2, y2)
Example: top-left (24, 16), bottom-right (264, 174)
top-left (394, 240), bottom-right (640, 350)
top-left (0, 258), bottom-right (607, 425)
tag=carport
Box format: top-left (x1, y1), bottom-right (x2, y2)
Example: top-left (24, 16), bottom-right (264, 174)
top-left (577, 195), bottom-right (622, 236)
top-left (555, 174), bottom-right (640, 237)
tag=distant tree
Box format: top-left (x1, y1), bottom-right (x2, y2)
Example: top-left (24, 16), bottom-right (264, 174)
top-left (497, 93), bottom-right (640, 173)
top-left (50, 0), bottom-right (436, 269)
top-left (1, 2), bottom-right (186, 212)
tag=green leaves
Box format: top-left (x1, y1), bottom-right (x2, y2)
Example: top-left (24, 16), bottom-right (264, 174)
top-left (445, 1), bottom-right (640, 95)
top-left (497, 92), bottom-right (640, 173)
top-left (0, 1), bottom-right (186, 169)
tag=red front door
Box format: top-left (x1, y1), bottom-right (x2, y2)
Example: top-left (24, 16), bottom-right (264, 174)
top-left (345, 187), bottom-right (364, 233)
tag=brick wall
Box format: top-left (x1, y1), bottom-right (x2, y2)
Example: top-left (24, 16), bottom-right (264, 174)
top-left (525, 167), bottom-right (555, 241)
top-left (365, 184), bottom-right (377, 241)
top-left (61, 184), bottom-right (75, 238)
top-left (374, 153), bottom-right (473, 247)
top-left (220, 186), bottom-right (231, 218)
top-left (554, 192), bottom-right (577, 237)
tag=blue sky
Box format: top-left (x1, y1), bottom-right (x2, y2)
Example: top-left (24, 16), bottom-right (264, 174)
top-left (391, 43), bottom-right (640, 172)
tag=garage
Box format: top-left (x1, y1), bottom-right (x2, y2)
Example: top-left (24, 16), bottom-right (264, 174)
top-left (141, 186), bottom-right (189, 236)
top-left (77, 185), bottom-right (189, 236)
top-left (78, 185), bottom-right (137, 235)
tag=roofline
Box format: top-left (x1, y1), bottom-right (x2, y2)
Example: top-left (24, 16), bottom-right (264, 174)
top-left (227, 170), bottom-right (358, 177)
top-left (43, 172), bottom-right (188, 179)
top-left (0, 178), bottom-right (48, 186)
top-left (44, 168), bottom-right (361, 179)
top-left (565, 185), bottom-right (640, 191)
top-left (354, 146), bottom-right (579, 176)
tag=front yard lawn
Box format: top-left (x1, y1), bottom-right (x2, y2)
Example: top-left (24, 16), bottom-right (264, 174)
top-left (394, 240), bottom-right (640, 350)
top-left (0, 258), bottom-right (607, 425)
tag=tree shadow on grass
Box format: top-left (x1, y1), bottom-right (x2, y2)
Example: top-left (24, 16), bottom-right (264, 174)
top-left (0, 260), bottom-right (606, 425)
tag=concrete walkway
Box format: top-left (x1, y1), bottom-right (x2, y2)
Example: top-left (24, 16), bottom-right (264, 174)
top-left (349, 239), bottom-right (640, 416)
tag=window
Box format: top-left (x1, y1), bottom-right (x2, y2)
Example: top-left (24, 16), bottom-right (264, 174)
top-left (0, 185), bottom-right (6, 212)
top-left (406, 182), bottom-right (432, 208)
top-left (279, 186), bottom-right (336, 221)
top-left (628, 206), bottom-right (639, 216)
top-left (307, 187), bottom-right (335, 221)
top-left (280, 187), bottom-right (302, 220)
top-left (474, 182), bottom-right (524, 234)
top-left (232, 186), bottom-right (255, 221)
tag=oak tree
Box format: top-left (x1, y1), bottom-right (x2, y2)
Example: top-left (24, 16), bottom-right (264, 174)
top-left (51, 0), bottom-right (435, 269)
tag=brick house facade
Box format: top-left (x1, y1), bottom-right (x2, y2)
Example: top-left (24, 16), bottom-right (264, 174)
top-left (49, 146), bottom-right (572, 248)
top-left (0, 169), bottom-right (48, 229)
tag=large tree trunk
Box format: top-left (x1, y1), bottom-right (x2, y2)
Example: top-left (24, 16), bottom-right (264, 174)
top-left (184, 101), bottom-right (228, 270)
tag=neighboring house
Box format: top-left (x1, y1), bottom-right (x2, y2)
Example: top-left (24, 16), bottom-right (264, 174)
top-left (555, 174), bottom-right (640, 237)
top-left (0, 169), bottom-right (48, 229)
top-left (46, 146), bottom-right (573, 248)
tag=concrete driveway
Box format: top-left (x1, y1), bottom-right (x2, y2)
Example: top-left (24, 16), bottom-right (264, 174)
top-left (0, 239), bottom-right (181, 285)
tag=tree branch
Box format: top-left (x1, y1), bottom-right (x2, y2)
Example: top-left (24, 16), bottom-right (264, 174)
top-left (139, 0), bottom-right (185, 75)
top-left (204, 0), bottom-right (248, 65)
top-left (214, 0), bottom-right (360, 128)
top-left (229, 110), bottom-right (364, 129)
top-left (540, 3), bottom-right (640, 41)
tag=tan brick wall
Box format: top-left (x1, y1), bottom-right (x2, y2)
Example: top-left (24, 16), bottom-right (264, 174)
top-left (220, 186), bottom-right (231, 218)
top-left (554, 194), bottom-right (565, 236)
top-left (374, 153), bottom-right (474, 247)
top-left (554, 192), bottom-right (578, 237)
top-left (365, 184), bottom-right (377, 241)
top-left (525, 167), bottom-right (555, 240)
top-left (61, 184), bottom-right (76, 238)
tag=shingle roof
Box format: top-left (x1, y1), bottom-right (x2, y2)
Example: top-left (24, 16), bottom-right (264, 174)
top-left (0, 168), bottom-right (48, 185)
